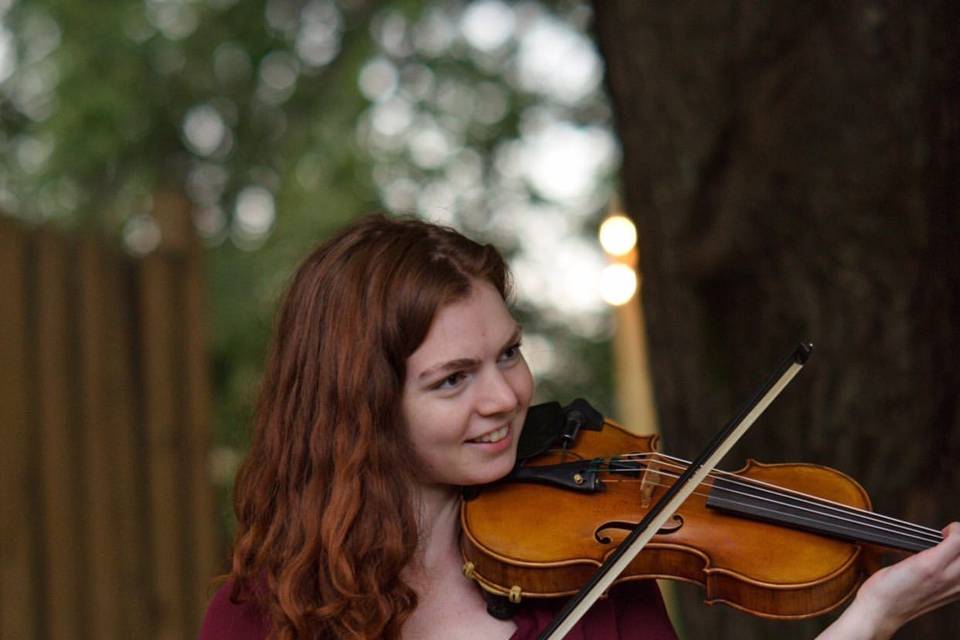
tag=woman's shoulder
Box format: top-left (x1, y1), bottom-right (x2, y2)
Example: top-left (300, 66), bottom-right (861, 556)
top-left (510, 580), bottom-right (677, 640)
top-left (199, 579), bottom-right (270, 640)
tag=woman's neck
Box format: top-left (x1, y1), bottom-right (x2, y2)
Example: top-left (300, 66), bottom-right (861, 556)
top-left (409, 483), bottom-right (462, 581)
top-left (400, 483), bottom-right (519, 640)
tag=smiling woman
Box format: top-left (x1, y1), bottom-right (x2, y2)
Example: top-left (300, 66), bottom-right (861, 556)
top-left (198, 213), bottom-right (676, 640)
top-left (402, 280), bottom-right (532, 489)
top-left (199, 214), bottom-right (960, 640)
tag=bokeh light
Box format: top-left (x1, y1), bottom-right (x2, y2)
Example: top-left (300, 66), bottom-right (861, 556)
top-left (598, 215), bottom-right (637, 257)
top-left (600, 263), bottom-right (638, 306)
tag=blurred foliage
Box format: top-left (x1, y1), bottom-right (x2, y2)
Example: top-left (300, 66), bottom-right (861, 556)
top-left (0, 0), bottom-right (619, 533)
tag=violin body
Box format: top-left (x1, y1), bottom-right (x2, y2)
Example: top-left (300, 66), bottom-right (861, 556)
top-left (461, 412), bottom-right (890, 620)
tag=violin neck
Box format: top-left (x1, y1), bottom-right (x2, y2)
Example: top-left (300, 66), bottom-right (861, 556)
top-left (706, 476), bottom-right (941, 553)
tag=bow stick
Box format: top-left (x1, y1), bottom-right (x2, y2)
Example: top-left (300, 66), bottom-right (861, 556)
top-left (537, 342), bottom-right (814, 640)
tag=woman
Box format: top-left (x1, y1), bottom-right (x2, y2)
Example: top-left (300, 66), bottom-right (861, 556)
top-left (201, 214), bottom-right (960, 640)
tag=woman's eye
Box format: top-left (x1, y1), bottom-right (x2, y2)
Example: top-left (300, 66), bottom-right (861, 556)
top-left (500, 342), bottom-right (523, 362)
top-left (436, 372), bottom-right (466, 390)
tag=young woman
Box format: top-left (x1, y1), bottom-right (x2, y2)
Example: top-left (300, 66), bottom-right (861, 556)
top-left (200, 214), bottom-right (960, 640)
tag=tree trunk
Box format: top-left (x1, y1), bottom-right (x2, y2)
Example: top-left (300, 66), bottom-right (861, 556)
top-left (591, 2), bottom-right (960, 638)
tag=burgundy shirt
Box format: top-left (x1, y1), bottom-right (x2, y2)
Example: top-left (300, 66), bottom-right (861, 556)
top-left (199, 579), bottom-right (677, 639)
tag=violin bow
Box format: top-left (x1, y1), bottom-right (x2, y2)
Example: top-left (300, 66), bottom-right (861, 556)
top-left (536, 342), bottom-right (814, 640)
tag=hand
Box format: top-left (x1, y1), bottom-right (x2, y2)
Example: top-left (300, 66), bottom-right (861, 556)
top-left (817, 522), bottom-right (960, 640)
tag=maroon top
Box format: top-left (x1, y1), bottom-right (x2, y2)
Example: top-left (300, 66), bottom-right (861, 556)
top-left (199, 579), bottom-right (677, 639)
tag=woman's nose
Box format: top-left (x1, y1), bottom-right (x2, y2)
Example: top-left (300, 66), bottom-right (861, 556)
top-left (476, 368), bottom-right (519, 416)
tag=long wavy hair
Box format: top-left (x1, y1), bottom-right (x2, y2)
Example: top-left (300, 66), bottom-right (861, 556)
top-left (229, 214), bottom-right (511, 639)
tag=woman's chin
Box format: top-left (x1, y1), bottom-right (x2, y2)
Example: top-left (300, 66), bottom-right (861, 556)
top-left (465, 453), bottom-right (517, 486)
top-left (424, 441), bottom-right (520, 488)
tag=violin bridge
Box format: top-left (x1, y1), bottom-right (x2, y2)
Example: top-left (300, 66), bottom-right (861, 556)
top-left (639, 459), bottom-right (662, 509)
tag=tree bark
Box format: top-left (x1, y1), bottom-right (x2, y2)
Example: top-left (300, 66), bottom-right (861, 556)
top-left (591, 2), bottom-right (960, 638)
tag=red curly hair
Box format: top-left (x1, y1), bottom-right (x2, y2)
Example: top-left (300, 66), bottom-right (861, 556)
top-left (229, 214), bottom-right (510, 639)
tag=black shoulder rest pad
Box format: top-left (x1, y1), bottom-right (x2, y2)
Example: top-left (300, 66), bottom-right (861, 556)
top-left (515, 398), bottom-right (605, 463)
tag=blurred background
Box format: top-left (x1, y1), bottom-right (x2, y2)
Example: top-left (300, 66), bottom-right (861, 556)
top-left (0, 1), bottom-right (957, 639)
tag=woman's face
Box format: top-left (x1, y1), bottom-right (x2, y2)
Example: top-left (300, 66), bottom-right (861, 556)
top-left (402, 280), bottom-right (533, 489)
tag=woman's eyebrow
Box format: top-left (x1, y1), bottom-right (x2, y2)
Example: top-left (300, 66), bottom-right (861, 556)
top-left (418, 357), bottom-right (479, 381)
top-left (503, 325), bottom-right (523, 348)
top-left (417, 324), bottom-right (523, 381)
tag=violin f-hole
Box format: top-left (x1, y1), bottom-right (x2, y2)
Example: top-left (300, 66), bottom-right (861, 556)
top-left (594, 515), bottom-right (684, 544)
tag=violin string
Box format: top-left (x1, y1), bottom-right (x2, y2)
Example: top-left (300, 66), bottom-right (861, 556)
top-left (634, 452), bottom-right (942, 539)
top-left (571, 446), bottom-right (940, 542)
top-left (605, 451), bottom-right (943, 538)
top-left (601, 470), bottom-right (941, 548)
top-left (606, 452), bottom-right (943, 543)
top-left (617, 455), bottom-right (943, 545)
top-left (655, 452), bottom-right (945, 541)
top-left (588, 452), bottom-right (942, 545)
top-left (596, 474), bottom-right (942, 546)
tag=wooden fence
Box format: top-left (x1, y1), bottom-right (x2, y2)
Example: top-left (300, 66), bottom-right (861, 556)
top-left (0, 215), bottom-right (222, 640)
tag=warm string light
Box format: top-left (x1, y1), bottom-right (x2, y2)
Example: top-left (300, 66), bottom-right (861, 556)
top-left (598, 214), bottom-right (638, 306)
top-left (600, 264), bottom-right (637, 306)
top-left (598, 214), bottom-right (637, 257)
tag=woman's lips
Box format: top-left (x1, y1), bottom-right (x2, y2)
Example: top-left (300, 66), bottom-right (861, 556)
top-left (468, 424), bottom-right (510, 444)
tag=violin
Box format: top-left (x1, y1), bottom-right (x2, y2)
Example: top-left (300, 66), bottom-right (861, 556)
top-left (460, 399), bottom-right (944, 621)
